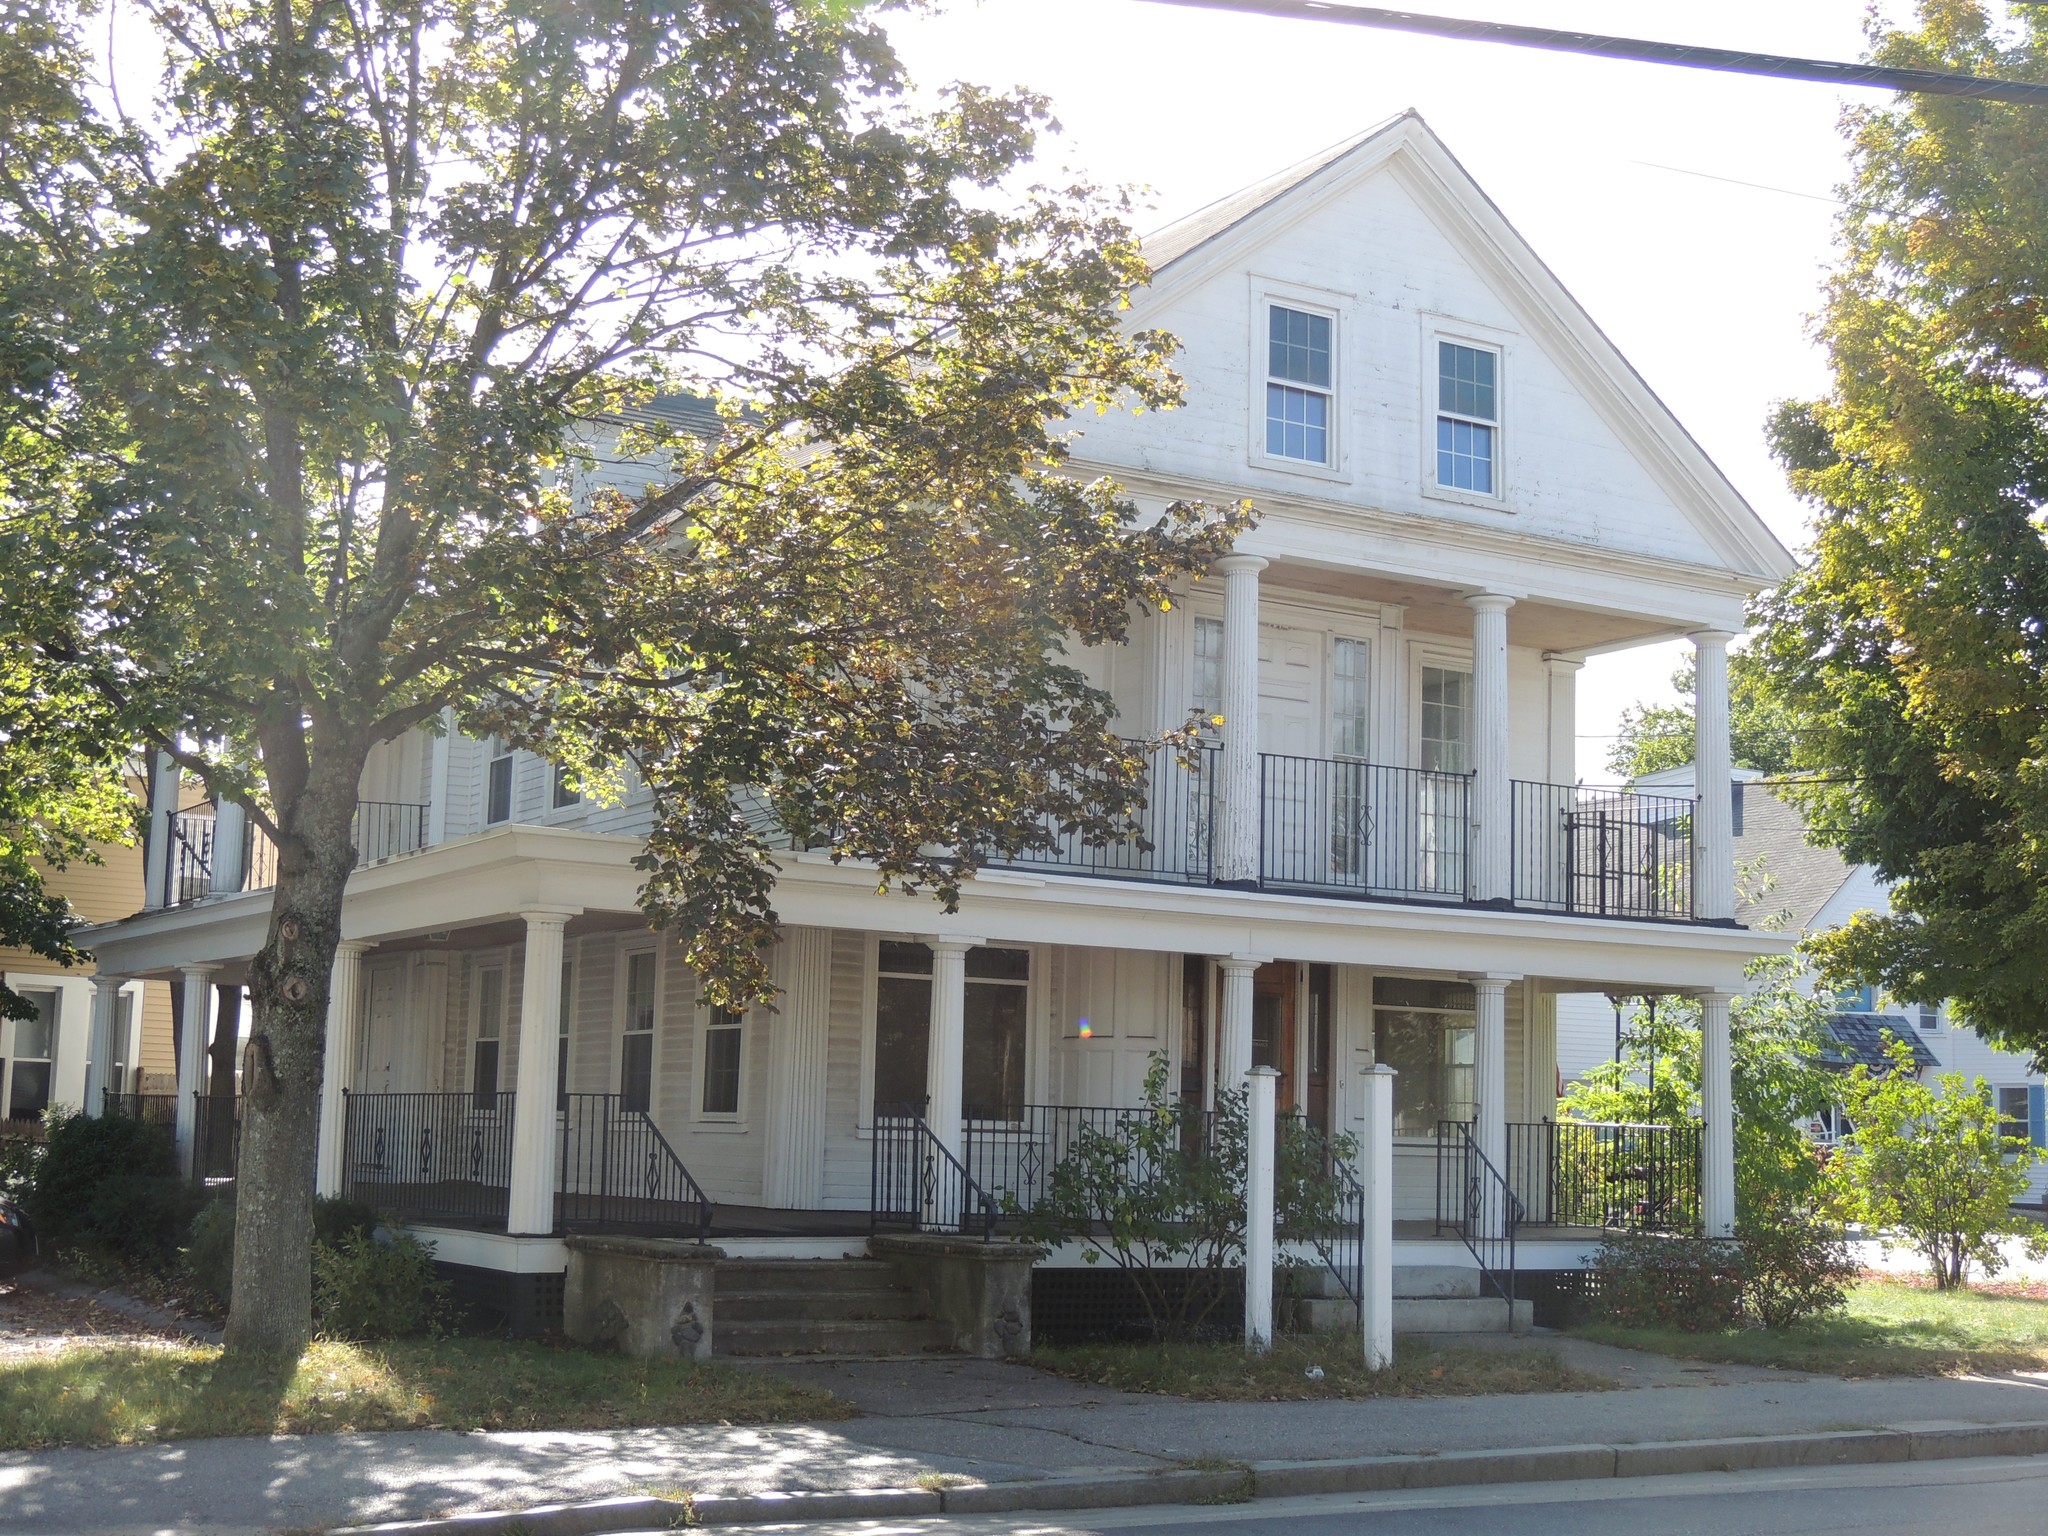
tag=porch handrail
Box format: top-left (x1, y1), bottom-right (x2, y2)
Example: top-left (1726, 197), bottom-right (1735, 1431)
top-left (164, 798), bottom-right (429, 905)
top-left (1434, 1120), bottom-right (1522, 1305)
top-left (340, 1089), bottom-right (516, 1228)
top-left (872, 1105), bottom-right (999, 1241)
top-left (1513, 1116), bottom-right (1703, 1234)
top-left (102, 1088), bottom-right (179, 1130)
top-left (558, 1092), bottom-right (715, 1241)
top-left (1259, 755), bottom-right (1473, 902)
top-left (1285, 1118), bottom-right (1364, 1310)
top-left (1508, 780), bottom-right (1695, 920)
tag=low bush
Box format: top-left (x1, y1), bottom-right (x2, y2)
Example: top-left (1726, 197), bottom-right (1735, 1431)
top-left (27, 1111), bottom-right (180, 1263)
top-left (1592, 1232), bottom-right (1745, 1331)
top-left (313, 1229), bottom-right (450, 1340)
top-left (1738, 1215), bottom-right (1856, 1329)
top-left (85, 1175), bottom-right (203, 1268)
top-left (183, 1196), bottom-right (237, 1304)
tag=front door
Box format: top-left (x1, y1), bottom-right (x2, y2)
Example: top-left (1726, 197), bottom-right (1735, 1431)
top-left (1251, 961), bottom-right (1297, 1111)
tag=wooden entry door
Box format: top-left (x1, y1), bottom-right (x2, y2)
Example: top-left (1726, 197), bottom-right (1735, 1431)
top-left (1251, 961), bottom-right (1297, 1111)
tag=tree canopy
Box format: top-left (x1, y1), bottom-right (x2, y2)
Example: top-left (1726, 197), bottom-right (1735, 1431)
top-left (0, 0), bottom-right (1248, 1354)
top-left (1604, 648), bottom-right (1798, 782)
top-left (1749, 1), bottom-right (2048, 1061)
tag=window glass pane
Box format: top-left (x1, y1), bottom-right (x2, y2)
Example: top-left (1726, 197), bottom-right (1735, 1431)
top-left (703, 1019), bottom-right (743, 1115)
top-left (557, 1035), bottom-right (570, 1111)
top-left (963, 980), bottom-right (1027, 1121)
top-left (475, 968), bottom-right (503, 1040)
top-left (486, 751), bottom-right (514, 823)
top-left (559, 961), bottom-right (574, 1037)
top-left (1997, 1086), bottom-right (2030, 1143)
top-left (13, 995), bottom-right (55, 1061)
top-left (873, 974), bottom-right (932, 1113)
top-left (1436, 417), bottom-right (1494, 493)
top-left (1377, 1008), bottom-right (1475, 1136)
top-left (552, 764), bottom-right (578, 809)
top-left (965, 946), bottom-right (1029, 982)
top-left (8, 1061), bottom-right (50, 1120)
top-left (625, 952), bottom-right (656, 1033)
top-left (471, 1039), bottom-right (499, 1106)
top-left (1269, 306), bottom-right (1332, 388)
top-left (1420, 667), bottom-right (1473, 775)
top-left (1266, 383), bottom-right (1328, 463)
top-left (877, 940), bottom-right (933, 976)
top-left (1332, 638), bottom-right (1370, 759)
top-left (1438, 342), bottom-right (1496, 420)
top-left (1193, 617), bottom-right (1225, 717)
top-left (620, 1031), bottom-right (653, 1113)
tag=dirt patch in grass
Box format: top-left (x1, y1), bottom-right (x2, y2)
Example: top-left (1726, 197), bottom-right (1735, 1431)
top-left (1031, 1333), bottom-right (1616, 1402)
top-left (0, 1281), bottom-right (190, 1364)
top-left (1573, 1278), bottom-right (2048, 1378)
top-left (0, 1332), bottom-right (852, 1450)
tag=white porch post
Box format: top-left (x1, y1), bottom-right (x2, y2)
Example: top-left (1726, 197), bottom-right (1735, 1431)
top-left (1467, 974), bottom-right (1513, 1227)
top-left (146, 752), bottom-right (180, 909)
top-left (1216, 553), bottom-right (1267, 885)
top-left (212, 800), bottom-right (247, 895)
top-left (1357, 1062), bottom-right (1396, 1371)
top-left (922, 936), bottom-right (982, 1230)
top-left (1216, 955), bottom-right (1263, 1094)
top-left (1700, 989), bottom-right (1737, 1238)
top-left (83, 973), bottom-right (125, 1116)
top-left (1541, 654), bottom-right (1582, 785)
top-left (175, 964), bottom-right (216, 1177)
top-left (1467, 593), bottom-right (1515, 902)
top-left (1691, 629), bottom-right (1736, 922)
top-left (1244, 1064), bottom-right (1279, 1353)
top-left (763, 927), bottom-right (832, 1209)
top-left (315, 941), bottom-right (369, 1198)
top-left (507, 912), bottom-right (572, 1234)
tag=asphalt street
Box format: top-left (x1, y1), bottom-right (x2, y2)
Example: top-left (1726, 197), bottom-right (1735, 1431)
top-left (768, 1454), bottom-right (2048, 1536)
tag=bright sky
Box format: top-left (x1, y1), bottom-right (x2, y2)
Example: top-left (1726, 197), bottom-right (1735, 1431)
top-left (887, 0), bottom-right (1902, 781)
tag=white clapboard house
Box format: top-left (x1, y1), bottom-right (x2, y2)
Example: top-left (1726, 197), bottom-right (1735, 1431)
top-left (79, 113), bottom-right (1795, 1342)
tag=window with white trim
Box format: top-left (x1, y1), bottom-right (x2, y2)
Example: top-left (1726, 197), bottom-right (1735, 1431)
top-left (1193, 616), bottom-right (1225, 720)
top-left (551, 764), bottom-right (579, 810)
top-left (700, 1006), bottom-right (744, 1117)
top-left (1435, 340), bottom-right (1499, 495)
top-left (556, 957), bottom-right (574, 1111)
top-left (3, 989), bottom-right (57, 1122)
top-left (1996, 1086), bottom-right (2031, 1149)
top-left (620, 949), bottom-right (657, 1113)
top-left (111, 991), bottom-right (135, 1097)
top-left (1265, 304), bottom-right (1332, 464)
top-left (471, 964), bottom-right (504, 1108)
top-left (1332, 638), bottom-right (1371, 759)
top-left (485, 741), bottom-right (514, 824)
top-left (870, 942), bottom-right (1030, 1122)
top-left (1374, 975), bottom-right (1476, 1137)
top-left (1420, 665), bottom-right (1472, 774)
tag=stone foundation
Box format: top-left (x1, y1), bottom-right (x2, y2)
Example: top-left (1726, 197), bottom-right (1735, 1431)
top-left (563, 1234), bottom-right (723, 1359)
top-left (867, 1233), bottom-right (1043, 1357)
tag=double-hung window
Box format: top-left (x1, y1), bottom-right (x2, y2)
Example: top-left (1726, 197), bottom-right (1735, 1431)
top-left (1265, 304), bottom-right (1333, 465)
top-left (3, 990), bottom-right (57, 1122)
top-left (471, 964), bottom-right (504, 1108)
top-left (1435, 340), bottom-right (1499, 495)
top-left (556, 957), bottom-right (574, 1111)
top-left (551, 764), bottom-right (579, 811)
top-left (620, 949), bottom-right (657, 1114)
top-left (1996, 1087), bottom-right (2032, 1151)
top-left (700, 1007), bottom-right (744, 1117)
top-left (870, 942), bottom-right (1029, 1123)
top-left (485, 741), bottom-right (514, 825)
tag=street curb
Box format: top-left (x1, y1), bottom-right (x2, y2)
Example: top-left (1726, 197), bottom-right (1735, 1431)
top-left (331, 1419), bottom-right (2048, 1533)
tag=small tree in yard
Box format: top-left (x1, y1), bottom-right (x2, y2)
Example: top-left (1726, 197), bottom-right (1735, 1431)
top-left (0, 0), bottom-right (1250, 1359)
top-left (1828, 1039), bottom-right (2047, 1289)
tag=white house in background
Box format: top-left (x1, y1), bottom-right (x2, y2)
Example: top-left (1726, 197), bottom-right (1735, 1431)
top-left (1560, 771), bottom-right (2048, 1205)
top-left (78, 112), bottom-right (1797, 1340)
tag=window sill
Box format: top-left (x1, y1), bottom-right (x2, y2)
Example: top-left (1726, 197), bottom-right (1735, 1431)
top-left (1421, 481), bottom-right (1510, 514)
top-left (1250, 450), bottom-right (1351, 486)
top-left (687, 1116), bottom-right (750, 1134)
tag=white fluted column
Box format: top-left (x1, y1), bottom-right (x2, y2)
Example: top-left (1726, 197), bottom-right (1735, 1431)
top-left (1244, 1065), bottom-right (1279, 1353)
top-left (1700, 989), bottom-right (1736, 1238)
top-left (923, 937), bottom-right (981, 1155)
top-left (764, 927), bottom-right (832, 1208)
top-left (1467, 594), bottom-right (1515, 902)
top-left (1358, 1063), bottom-right (1396, 1370)
top-left (1541, 654), bottom-right (1582, 785)
top-left (212, 800), bottom-right (247, 895)
top-left (1216, 554), bottom-right (1267, 885)
top-left (508, 913), bottom-right (572, 1234)
top-left (1217, 955), bottom-right (1264, 1094)
top-left (83, 974), bottom-right (125, 1115)
top-left (315, 942), bottom-right (369, 1198)
top-left (175, 965), bottom-right (216, 1177)
top-left (1692, 630), bottom-right (1735, 921)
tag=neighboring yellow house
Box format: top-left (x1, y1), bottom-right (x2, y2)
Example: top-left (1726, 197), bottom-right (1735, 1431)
top-left (2, 784), bottom-right (174, 1125)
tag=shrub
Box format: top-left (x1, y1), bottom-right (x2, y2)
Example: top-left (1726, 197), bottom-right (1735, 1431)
top-left (0, 1134), bottom-right (41, 1202)
top-left (27, 1110), bottom-right (179, 1261)
top-left (313, 1230), bottom-right (450, 1340)
top-left (184, 1196), bottom-right (238, 1304)
top-left (313, 1198), bottom-right (381, 1248)
top-left (1738, 1215), bottom-right (1856, 1329)
top-left (1592, 1232), bottom-right (1744, 1331)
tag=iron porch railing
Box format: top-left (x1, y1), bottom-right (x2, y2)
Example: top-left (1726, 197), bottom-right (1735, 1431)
top-left (1259, 755), bottom-right (1472, 902)
top-left (1509, 781), bottom-right (1695, 920)
top-left (1505, 1118), bottom-right (1704, 1234)
top-left (164, 799), bottom-right (429, 906)
top-left (1434, 1120), bottom-right (1523, 1304)
top-left (558, 1092), bottom-right (715, 1240)
top-left (980, 741), bottom-right (1219, 886)
top-left (341, 1090), bottom-right (515, 1228)
top-left (872, 1106), bottom-right (1000, 1240)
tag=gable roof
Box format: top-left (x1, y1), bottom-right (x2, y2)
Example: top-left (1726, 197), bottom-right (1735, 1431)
top-left (1136, 111), bottom-right (1796, 585)
top-left (1819, 1012), bottom-right (1940, 1074)
top-left (1734, 785), bottom-right (1854, 934)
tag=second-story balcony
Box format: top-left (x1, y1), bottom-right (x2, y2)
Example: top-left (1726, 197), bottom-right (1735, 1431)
top-left (989, 745), bottom-right (1700, 923)
top-left (162, 799), bottom-right (430, 906)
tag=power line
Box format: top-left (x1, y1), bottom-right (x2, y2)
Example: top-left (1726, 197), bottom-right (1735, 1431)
top-left (1135, 0), bottom-right (2048, 106)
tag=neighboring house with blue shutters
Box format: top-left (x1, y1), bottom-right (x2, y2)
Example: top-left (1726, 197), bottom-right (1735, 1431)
top-left (1560, 773), bottom-right (2048, 1202)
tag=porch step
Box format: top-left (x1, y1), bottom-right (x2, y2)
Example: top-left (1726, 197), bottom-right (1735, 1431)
top-left (1288, 1264), bottom-right (1482, 1301)
top-left (713, 1259), bottom-right (955, 1357)
top-left (1289, 1292), bottom-right (1532, 1335)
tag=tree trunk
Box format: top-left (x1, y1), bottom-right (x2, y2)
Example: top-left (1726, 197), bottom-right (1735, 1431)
top-left (223, 767), bottom-right (362, 1359)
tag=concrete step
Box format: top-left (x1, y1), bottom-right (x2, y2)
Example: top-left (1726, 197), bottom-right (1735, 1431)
top-left (715, 1259), bottom-right (900, 1291)
top-left (718, 1288), bottom-right (929, 1324)
top-left (715, 1317), bottom-right (957, 1357)
top-left (1394, 1264), bottom-right (1482, 1299)
top-left (1290, 1293), bottom-right (1533, 1335)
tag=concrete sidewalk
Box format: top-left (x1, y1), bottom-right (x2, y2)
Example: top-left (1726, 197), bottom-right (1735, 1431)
top-left (10, 1340), bottom-right (2048, 1536)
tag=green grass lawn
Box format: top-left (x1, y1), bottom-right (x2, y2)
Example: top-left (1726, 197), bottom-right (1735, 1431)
top-left (0, 1335), bottom-right (851, 1450)
top-left (1574, 1277), bottom-right (2048, 1377)
top-left (1033, 1333), bottom-right (1614, 1402)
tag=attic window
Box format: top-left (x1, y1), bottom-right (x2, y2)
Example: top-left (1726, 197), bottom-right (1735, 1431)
top-left (1265, 304), bottom-right (1332, 464)
top-left (1435, 340), bottom-right (1498, 494)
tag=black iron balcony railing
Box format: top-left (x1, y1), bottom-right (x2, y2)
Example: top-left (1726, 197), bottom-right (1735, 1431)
top-left (1509, 781), bottom-right (1695, 921)
top-left (558, 1092), bottom-right (714, 1240)
top-left (164, 799), bottom-right (429, 906)
top-left (871, 1105), bottom-right (1000, 1240)
top-left (1260, 756), bottom-right (1472, 902)
top-left (1434, 1120), bottom-right (1524, 1303)
top-left (342, 1090), bottom-right (516, 1228)
top-left (981, 741), bottom-right (1219, 885)
top-left (1504, 1118), bottom-right (1703, 1234)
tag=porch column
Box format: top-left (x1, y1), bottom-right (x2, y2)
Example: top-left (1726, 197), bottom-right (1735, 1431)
top-left (1541, 654), bottom-right (1581, 785)
top-left (1244, 1065), bottom-right (1278, 1353)
top-left (175, 964), bottom-right (216, 1177)
top-left (1700, 989), bottom-right (1737, 1238)
top-left (1216, 955), bottom-right (1264, 1094)
top-left (1466, 973), bottom-right (1513, 1202)
top-left (1691, 629), bottom-right (1736, 922)
top-left (315, 941), bottom-right (369, 1198)
top-left (83, 973), bottom-right (126, 1116)
top-left (763, 927), bottom-right (832, 1208)
top-left (924, 933), bottom-right (981, 1153)
top-left (1216, 553), bottom-right (1267, 885)
top-left (507, 911), bottom-right (573, 1235)
top-left (1467, 593), bottom-right (1515, 902)
top-left (212, 800), bottom-right (247, 895)
top-left (1357, 1062), bottom-right (1396, 1370)
top-left (146, 752), bottom-right (180, 909)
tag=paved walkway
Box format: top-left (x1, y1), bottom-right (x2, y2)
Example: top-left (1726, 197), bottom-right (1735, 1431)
top-left (11, 1338), bottom-right (2048, 1535)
